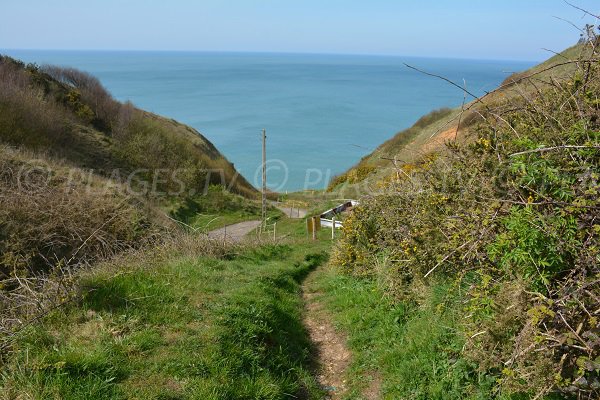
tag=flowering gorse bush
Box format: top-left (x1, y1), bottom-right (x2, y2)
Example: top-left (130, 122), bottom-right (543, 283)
top-left (332, 45), bottom-right (600, 398)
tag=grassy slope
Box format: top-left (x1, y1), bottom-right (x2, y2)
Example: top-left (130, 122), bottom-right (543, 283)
top-left (309, 269), bottom-right (491, 400)
top-left (329, 43), bottom-right (588, 194)
top-left (0, 145), bottom-right (172, 280)
top-left (321, 41), bottom-right (600, 399)
top-left (167, 186), bottom-right (286, 233)
top-left (0, 54), bottom-right (255, 199)
top-left (0, 55), bottom-right (259, 279)
top-left (1, 238), bottom-right (331, 399)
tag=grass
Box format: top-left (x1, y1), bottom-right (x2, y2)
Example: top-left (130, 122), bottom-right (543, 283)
top-left (1, 240), bottom-right (330, 399)
top-left (0, 146), bottom-right (163, 279)
top-left (167, 186), bottom-right (284, 233)
top-left (309, 267), bottom-right (500, 400)
top-left (191, 206), bottom-right (283, 233)
top-left (0, 56), bottom-right (257, 282)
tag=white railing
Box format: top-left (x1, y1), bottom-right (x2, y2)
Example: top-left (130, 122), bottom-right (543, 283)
top-left (320, 218), bottom-right (341, 228)
top-left (319, 200), bottom-right (359, 229)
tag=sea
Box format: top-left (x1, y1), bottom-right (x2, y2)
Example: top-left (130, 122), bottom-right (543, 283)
top-left (1, 50), bottom-right (534, 191)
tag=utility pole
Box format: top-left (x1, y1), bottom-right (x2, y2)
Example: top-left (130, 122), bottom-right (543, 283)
top-left (261, 129), bottom-right (267, 230)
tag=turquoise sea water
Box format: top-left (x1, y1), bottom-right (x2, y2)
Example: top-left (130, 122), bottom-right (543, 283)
top-left (2, 50), bottom-right (533, 190)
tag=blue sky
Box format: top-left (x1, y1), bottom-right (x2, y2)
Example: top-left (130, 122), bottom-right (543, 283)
top-left (2, 0), bottom-right (598, 60)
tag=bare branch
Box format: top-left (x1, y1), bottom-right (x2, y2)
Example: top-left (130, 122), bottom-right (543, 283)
top-left (404, 63), bottom-right (490, 111)
top-left (553, 15), bottom-right (585, 33)
top-left (509, 145), bottom-right (600, 157)
top-left (564, 1), bottom-right (600, 19)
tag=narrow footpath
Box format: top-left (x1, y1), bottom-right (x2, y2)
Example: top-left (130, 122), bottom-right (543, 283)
top-left (208, 214), bottom-right (363, 399)
top-left (302, 270), bottom-right (351, 399)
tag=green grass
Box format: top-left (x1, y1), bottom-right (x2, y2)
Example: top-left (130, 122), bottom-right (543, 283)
top-left (167, 186), bottom-right (284, 232)
top-left (1, 242), bottom-right (330, 399)
top-left (309, 267), bottom-right (499, 400)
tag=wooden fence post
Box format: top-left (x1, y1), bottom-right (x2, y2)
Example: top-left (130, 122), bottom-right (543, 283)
top-left (306, 218), bottom-right (310, 239)
top-left (332, 217), bottom-right (335, 239)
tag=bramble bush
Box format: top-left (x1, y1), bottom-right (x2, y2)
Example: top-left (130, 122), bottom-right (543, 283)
top-left (0, 146), bottom-right (164, 280)
top-left (332, 42), bottom-right (600, 398)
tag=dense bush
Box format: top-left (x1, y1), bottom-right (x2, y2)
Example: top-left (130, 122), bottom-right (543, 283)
top-left (0, 59), bottom-right (70, 149)
top-left (327, 164), bottom-right (376, 190)
top-left (0, 146), bottom-right (164, 280)
top-left (43, 65), bottom-right (122, 132)
top-left (332, 49), bottom-right (600, 398)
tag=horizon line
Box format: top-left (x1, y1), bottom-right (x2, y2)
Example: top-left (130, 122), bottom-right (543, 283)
top-left (1, 47), bottom-right (541, 64)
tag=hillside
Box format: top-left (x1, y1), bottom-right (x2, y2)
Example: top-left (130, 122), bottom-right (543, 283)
top-left (328, 43), bottom-right (593, 195)
top-left (0, 56), bottom-right (255, 197)
top-left (0, 55), bottom-right (260, 281)
top-left (324, 38), bottom-right (600, 399)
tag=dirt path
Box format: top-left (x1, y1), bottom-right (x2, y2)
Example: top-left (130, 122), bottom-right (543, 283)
top-left (207, 220), bottom-right (261, 242)
top-left (303, 270), bottom-right (351, 399)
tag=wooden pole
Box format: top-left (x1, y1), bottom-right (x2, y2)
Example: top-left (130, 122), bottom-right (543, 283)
top-left (261, 129), bottom-right (267, 230)
top-left (312, 217), bottom-right (317, 241)
top-left (332, 217), bottom-right (335, 239)
top-left (273, 222), bottom-right (277, 240)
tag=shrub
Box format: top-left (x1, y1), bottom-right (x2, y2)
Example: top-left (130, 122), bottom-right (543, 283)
top-left (0, 147), bottom-right (163, 280)
top-left (327, 163), bottom-right (376, 191)
top-left (0, 55), bottom-right (256, 199)
top-left (332, 45), bottom-right (600, 398)
top-left (378, 107), bottom-right (453, 154)
top-left (43, 65), bottom-right (122, 132)
top-left (0, 58), bottom-right (70, 149)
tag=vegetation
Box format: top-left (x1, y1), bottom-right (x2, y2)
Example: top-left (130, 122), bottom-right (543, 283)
top-left (0, 237), bottom-right (329, 399)
top-left (327, 164), bottom-right (376, 191)
top-left (1, 21), bottom-right (599, 400)
top-left (169, 185), bottom-right (273, 232)
top-left (327, 108), bottom-right (454, 191)
top-left (310, 269), bottom-right (496, 399)
top-left (0, 56), bottom-right (255, 196)
top-left (374, 107), bottom-right (454, 157)
top-left (0, 56), bottom-right (257, 359)
top-left (0, 146), bottom-right (164, 281)
top-left (329, 39), bottom-right (600, 399)
top-left (0, 55), bottom-right (256, 277)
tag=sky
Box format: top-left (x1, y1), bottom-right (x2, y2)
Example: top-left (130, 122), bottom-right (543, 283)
top-left (2, 0), bottom-right (599, 61)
